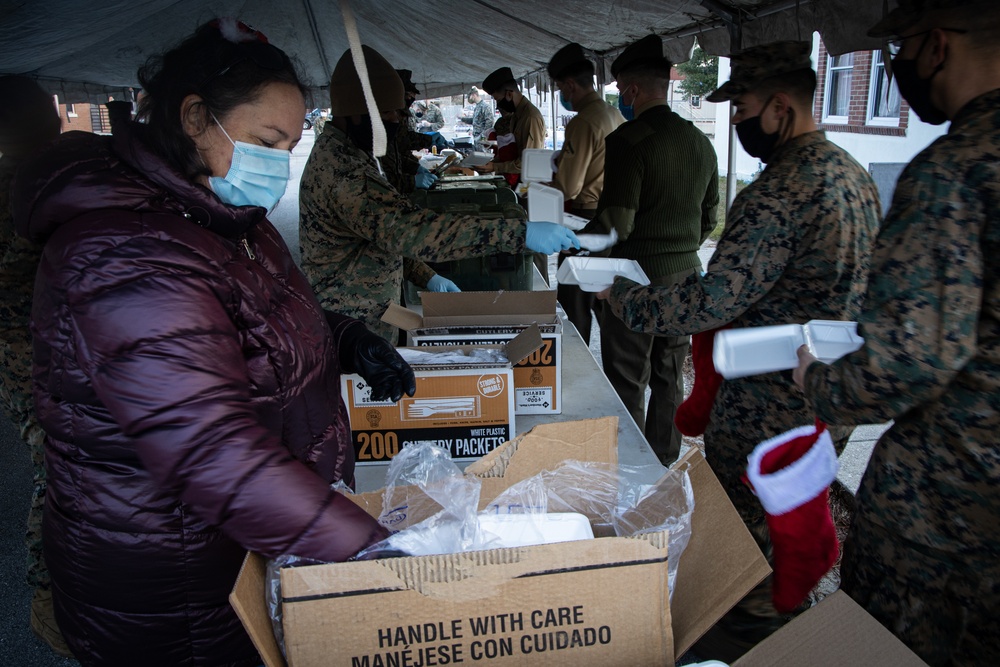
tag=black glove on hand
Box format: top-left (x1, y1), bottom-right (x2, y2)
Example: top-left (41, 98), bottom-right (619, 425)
top-left (340, 324), bottom-right (416, 402)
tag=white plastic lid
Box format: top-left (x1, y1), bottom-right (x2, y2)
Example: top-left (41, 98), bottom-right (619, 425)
top-left (713, 320), bottom-right (864, 379)
top-left (477, 512), bottom-right (594, 548)
top-left (521, 148), bottom-right (556, 182)
top-left (527, 182), bottom-right (565, 223)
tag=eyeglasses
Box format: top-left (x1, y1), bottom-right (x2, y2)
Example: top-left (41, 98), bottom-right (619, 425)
top-left (886, 27), bottom-right (968, 55)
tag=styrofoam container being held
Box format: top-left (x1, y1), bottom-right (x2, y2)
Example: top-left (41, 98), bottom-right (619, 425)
top-left (713, 320), bottom-right (864, 379)
top-left (556, 256), bottom-right (650, 292)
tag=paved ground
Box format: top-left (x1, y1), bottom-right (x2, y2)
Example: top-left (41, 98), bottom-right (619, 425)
top-left (1, 129), bottom-right (883, 661)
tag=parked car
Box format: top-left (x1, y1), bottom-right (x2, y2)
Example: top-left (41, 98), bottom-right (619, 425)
top-left (303, 108), bottom-right (322, 129)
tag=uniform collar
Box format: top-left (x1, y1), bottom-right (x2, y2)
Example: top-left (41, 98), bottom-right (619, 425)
top-left (949, 88), bottom-right (1000, 133)
top-left (767, 130), bottom-right (827, 165)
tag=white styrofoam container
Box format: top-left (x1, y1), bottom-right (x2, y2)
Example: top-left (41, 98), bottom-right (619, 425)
top-left (521, 148), bottom-right (556, 182)
top-left (555, 256), bottom-right (651, 292)
top-left (477, 512), bottom-right (595, 548)
top-left (527, 182), bottom-right (563, 223)
top-left (713, 320), bottom-right (864, 379)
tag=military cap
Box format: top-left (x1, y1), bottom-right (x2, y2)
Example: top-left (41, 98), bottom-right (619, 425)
top-left (482, 67), bottom-right (516, 95)
top-left (610, 34), bottom-right (672, 80)
top-left (707, 40), bottom-right (813, 103)
top-left (396, 69), bottom-right (420, 95)
top-left (868, 0), bottom-right (991, 37)
top-left (329, 45), bottom-right (404, 117)
top-left (547, 42), bottom-right (594, 79)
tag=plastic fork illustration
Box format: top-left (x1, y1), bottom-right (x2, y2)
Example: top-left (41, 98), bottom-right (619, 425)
top-left (405, 397), bottom-right (477, 418)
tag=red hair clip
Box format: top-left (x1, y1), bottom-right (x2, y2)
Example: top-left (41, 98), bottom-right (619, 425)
top-left (211, 17), bottom-right (269, 44)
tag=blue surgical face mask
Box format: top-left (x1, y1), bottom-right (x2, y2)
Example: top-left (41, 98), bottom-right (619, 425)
top-left (618, 86), bottom-right (635, 121)
top-left (208, 114), bottom-right (290, 213)
top-left (559, 92), bottom-right (574, 112)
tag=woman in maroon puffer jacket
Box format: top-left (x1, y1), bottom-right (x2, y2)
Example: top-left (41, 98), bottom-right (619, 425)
top-left (12, 20), bottom-right (415, 667)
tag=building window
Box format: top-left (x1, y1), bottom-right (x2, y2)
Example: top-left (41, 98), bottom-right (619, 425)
top-left (868, 50), bottom-right (901, 125)
top-left (66, 103), bottom-right (78, 118)
top-left (823, 53), bottom-right (853, 122)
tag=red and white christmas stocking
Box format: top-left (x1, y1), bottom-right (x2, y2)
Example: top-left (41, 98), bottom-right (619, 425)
top-left (745, 420), bottom-right (839, 613)
top-left (674, 326), bottom-right (727, 437)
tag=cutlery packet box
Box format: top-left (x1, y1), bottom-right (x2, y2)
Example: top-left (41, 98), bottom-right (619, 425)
top-left (383, 292), bottom-right (564, 416)
top-left (713, 320), bottom-right (864, 379)
top-left (342, 324), bottom-right (542, 465)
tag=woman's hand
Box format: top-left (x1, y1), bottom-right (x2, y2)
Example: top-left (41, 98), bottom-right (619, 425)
top-left (343, 327), bottom-right (416, 402)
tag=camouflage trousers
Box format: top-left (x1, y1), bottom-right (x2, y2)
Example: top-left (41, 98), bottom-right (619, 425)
top-left (0, 336), bottom-right (50, 590)
top-left (842, 515), bottom-right (1000, 666)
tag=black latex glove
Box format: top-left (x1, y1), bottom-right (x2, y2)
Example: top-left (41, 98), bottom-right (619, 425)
top-left (352, 546), bottom-right (411, 561)
top-left (339, 324), bottom-right (416, 402)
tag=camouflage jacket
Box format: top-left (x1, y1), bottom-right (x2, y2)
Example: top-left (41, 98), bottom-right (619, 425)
top-left (471, 100), bottom-right (494, 144)
top-left (607, 131), bottom-right (881, 521)
top-left (804, 89), bottom-right (1000, 555)
top-left (0, 161), bottom-right (42, 348)
top-left (299, 125), bottom-right (526, 342)
top-left (414, 104), bottom-right (444, 133)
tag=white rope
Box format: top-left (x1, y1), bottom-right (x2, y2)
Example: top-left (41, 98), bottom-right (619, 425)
top-left (338, 0), bottom-right (387, 163)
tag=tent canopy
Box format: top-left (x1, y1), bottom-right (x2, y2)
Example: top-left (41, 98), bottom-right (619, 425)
top-left (0, 0), bottom-right (896, 103)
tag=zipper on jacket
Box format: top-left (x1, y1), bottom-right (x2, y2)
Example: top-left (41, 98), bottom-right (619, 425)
top-left (241, 235), bottom-right (256, 260)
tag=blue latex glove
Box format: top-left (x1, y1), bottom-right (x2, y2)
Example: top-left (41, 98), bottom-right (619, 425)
top-left (415, 170), bottom-right (438, 189)
top-left (525, 222), bottom-right (581, 255)
top-left (427, 274), bottom-right (461, 292)
top-left (428, 132), bottom-right (452, 150)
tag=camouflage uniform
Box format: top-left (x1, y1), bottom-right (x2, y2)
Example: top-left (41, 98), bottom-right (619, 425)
top-left (608, 125), bottom-right (880, 657)
top-left (0, 161), bottom-right (49, 590)
top-left (803, 89), bottom-right (1000, 665)
top-left (471, 99), bottom-right (493, 146)
top-left (299, 125), bottom-right (526, 342)
top-left (609, 129), bottom-right (881, 523)
top-left (414, 103), bottom-right (444, 133)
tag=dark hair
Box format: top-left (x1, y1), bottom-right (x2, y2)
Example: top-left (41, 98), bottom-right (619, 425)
top-left (137, 19), bottom-right (306, 178)
top-left (0, 75), bottom-right (61, 155)
top-left (755, 68), bottom-right (817, 107)
top-left (618, 63), bottom-right (672, 94)
top-left (556, 62), bottom-right (596, 88)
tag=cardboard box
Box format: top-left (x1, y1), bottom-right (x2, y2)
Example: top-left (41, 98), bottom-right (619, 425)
top-left (342, 326), bottom-right (541, 465)
top-left (733, 590), bottom-right (928, 666)
top-left (384, 291), bottom-right (563, 416)
top-left (230, 418), bottom-right (771, 667)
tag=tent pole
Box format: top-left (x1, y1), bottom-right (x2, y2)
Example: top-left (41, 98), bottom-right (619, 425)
top-left (726, 104), bottom-right (738, 212)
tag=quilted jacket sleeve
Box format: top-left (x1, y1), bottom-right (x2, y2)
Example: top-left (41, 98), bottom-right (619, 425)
top-left (67, 233), bottom-right (387, 562)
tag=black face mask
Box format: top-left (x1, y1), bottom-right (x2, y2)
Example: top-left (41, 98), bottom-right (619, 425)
top-left (735, 99), bottom-right (780, 163)
top-left (497, 95), bottom-right (517, 113)
top-left (891, 36), bottom-right (948, 126)
top-left (346, 117), bottom-right (400, 154)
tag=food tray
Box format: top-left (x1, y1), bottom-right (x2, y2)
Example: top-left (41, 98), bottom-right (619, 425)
top-left (521, 148), bottom-right (556, 182)
top-left (555, 256), bottom-right (650, 292)
top-left (713, 320), bottom-right (863, 379)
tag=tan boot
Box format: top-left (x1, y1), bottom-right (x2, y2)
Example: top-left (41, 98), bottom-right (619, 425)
top-left (30, 587), bottom-right (75, 658)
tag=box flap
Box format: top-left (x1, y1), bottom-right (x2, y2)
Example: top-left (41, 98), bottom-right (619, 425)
top-left (381, 302), bottom-right (424, 332)
top-left (733, 590), bottom-right (928, 666)
top-left (345, 417), bottom-right (619, 523)
top-left (670, 448), bottom-right (772, 657)
top-left (230, 552), bottom-right (288, 667)
top-left (502, 324), bottom-right (543, 364)
top-left (422, 290), bottom-right (557, 320)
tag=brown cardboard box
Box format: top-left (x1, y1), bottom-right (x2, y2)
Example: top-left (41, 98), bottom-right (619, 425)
top-left (230, 418), bottom-right (770, 667)
top-left (383, 291), bottom-right (563, 416)
top-left (733, 590), bottom-right (928, 666)
top-left (342, 326), bottom-right (542, 465)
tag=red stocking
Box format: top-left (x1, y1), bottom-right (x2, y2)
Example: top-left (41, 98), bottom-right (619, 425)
top-left (745, 420), bottom-right (840, 613)
top-left (675, 326), bottom-right (726, 437)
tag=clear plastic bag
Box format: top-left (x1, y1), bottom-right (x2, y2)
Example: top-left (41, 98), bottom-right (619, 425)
top-left (355, 441), bottom-right (488, 558)
top-left (266, 443), bottom-right (696, 654)
top-left (482, 459), bottom-right (695, 601)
